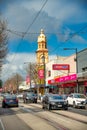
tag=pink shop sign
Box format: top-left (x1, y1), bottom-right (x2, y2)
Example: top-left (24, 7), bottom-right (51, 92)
top-left (59, 74), bottom-right (77, 82)
top-left (38, 69), bottom-right (44, 79)
top-left (69, 74), bottom-right (77, 80)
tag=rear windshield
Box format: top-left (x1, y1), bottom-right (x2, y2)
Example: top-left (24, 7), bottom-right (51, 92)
top-left (4, 95), bottom-right (16, 99)
top-left (50, 95), bottom-right (63, 100)
top-left (74, 94), bottom-right (86, 98)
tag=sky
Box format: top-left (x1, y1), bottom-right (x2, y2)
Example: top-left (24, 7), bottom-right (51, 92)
top-left (0, 0), bottom-right (87, 81)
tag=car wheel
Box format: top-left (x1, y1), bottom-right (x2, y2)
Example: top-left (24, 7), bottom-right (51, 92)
top-left (73, 101), bottom-right (76, 108)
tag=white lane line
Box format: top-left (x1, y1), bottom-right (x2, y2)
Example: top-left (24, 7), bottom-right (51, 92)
top-left (0, 119), bottom-right (5, 130)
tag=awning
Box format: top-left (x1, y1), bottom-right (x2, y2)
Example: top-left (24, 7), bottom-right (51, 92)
top-left (48, 74), bottom-right (77, 85)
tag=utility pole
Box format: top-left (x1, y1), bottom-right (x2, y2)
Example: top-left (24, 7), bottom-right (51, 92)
top-left (64, 48), bottom-right (79, 93)
top-left (16, 74), bottom-right (19, 94)
top-left (24, 62), bottom-right (32, 89)
top-left (42, 54), bottom-right (46, 94)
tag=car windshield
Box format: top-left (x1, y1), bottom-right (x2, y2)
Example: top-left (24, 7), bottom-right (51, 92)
top-left (49, 95), bottom-right (63, 100)
top-left (27, 93), bottom-right (36, 97)
top-left (74, 94), bottom-right (86, 98)
top-left (4, 94), bottom-right (17, 99)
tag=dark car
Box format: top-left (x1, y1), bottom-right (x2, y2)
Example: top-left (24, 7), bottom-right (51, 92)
top-left (2, 94), bottom-right (19, 108)
top-left (23, 92), bottom-right (37, 103)
top-left (42, 93), bottom-right (68, 110)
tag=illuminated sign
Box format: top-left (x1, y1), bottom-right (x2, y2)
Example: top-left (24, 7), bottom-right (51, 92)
top-left (52, 64), bottom-right (70, 70)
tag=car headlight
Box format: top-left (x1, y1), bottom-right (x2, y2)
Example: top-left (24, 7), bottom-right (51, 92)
top-left (76, 100), bottom-right (81, 102)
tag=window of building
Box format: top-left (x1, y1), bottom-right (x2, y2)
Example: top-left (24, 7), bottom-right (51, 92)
top-left (48, 70), bottom-right (51, 77)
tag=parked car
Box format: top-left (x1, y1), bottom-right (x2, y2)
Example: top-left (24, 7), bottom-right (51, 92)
top-left (42, 93), bottom-right (68, 110)
top-left (66, 93), bottom-right (86, 108)
top-left (84, 99), bottom-right (87, 109)
top-left (17, 93), bottom-right (23, 99)
top-left (23, 92), bottom-right (37, 103)
top-left (2, 94), bottom-right (19, 108)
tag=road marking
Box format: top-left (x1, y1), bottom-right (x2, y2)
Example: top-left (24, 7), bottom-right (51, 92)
top-left (0, 119), bottom-right (5, 130)
top-left (20, 107), bottom-right (32, 112)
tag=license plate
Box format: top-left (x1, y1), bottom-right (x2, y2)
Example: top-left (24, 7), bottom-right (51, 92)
top-left (58, 105), bottom-right (62, 107)
top-left (9, 100), bottom-right (13, 102)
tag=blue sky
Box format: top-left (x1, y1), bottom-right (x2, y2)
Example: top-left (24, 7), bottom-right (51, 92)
top-left (0, 0), bottom-right (87, 81)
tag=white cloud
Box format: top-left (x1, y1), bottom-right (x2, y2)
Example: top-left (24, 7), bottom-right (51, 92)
top-left (2, 0), bottom-right (86, 43)
top-left (72, 35), bottom-right (87, 44)
top-left (1, 52), bottom-right (57, 81)
top-left (1, 53), bottom-right (36, 81)
top-left (1, 0), bottom-right (87, 82)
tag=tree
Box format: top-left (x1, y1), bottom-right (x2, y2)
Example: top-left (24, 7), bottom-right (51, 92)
top-left (3, 73), bottom-right (24, 93)
top-left (0, 18), bottom-right (8, 74)
top-left (25, 62), bottom-right (43, 86)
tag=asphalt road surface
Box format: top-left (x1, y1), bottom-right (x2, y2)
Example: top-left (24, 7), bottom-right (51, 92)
top-left (0, 100), bottom-right (87, 130)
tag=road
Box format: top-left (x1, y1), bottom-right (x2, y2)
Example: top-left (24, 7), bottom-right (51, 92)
top-left (0, 100), bottom-right (87, 130)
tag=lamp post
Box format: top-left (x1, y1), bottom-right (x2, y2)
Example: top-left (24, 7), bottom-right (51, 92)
top-left (42, 55), bottom-right (46, 94)
top-left (16, 73), bottom-right (19, 94)
top-left (64, 48), bottom-right (79, 93)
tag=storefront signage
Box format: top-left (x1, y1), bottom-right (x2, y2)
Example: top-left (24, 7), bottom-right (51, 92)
top-left (0, 88), bottom-right (2, 92)
top-left (26, 76), bottom-right (30, 84)
top-left (48, 79), bottom-right (55, 84)
top-left (59, 74), bottom-right (77, 82)
top-left (48, 74), bottom-right (77, 84)
top-left (52, 64), bottom-right (70, 70)
top-left (38, 69), bottom-right (44, 79)
top-left (84, 81), bottom-right (87, 86)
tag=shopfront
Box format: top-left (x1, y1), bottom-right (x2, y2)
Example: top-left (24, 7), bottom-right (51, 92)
top-left (48, 74), bottom-right (77, 94)
top-left (48, 79), bottom-right (59, 93)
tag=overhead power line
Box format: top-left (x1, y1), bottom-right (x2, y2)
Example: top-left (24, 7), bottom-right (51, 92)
top-left (0, 26), bottom-right (87, 38)
top-left (2, 0), bottom-right (48, 78)
top-left (49, 24), bottom-right (87, 54)
top-left (64, 24), bottom-right (87, 42)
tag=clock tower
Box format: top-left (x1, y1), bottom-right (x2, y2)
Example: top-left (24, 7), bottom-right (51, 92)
top-left (36, 29), bottom-right (49, 64)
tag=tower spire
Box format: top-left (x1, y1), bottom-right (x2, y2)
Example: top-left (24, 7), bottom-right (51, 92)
top-left (36, 29), bottom-right (49, 64)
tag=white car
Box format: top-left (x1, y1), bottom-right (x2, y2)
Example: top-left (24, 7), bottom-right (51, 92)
top-left (17, 93), bottom-right (23, 99)
top-left (66, 93), bottom-right (86, 108)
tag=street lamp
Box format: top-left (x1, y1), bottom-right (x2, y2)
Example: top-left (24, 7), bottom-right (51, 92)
top-left (42, 55), bottom-right (46, 94)
top-left (64, 48), bottom-right (79, 93)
